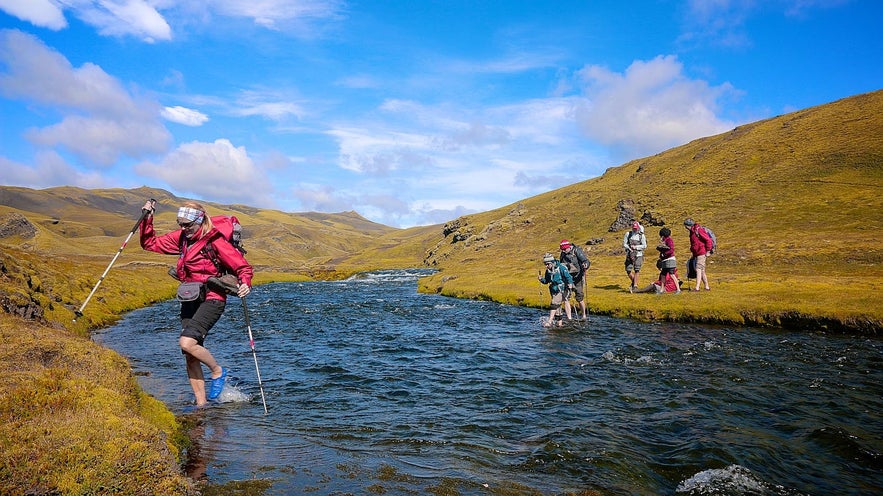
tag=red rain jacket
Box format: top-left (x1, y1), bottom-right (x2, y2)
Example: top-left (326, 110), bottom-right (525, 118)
top-left (140, 216), bottom-right (253, 301)
top-left (688, 225), bottom-right (714, 257)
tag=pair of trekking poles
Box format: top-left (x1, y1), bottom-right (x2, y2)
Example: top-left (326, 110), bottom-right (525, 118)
top-left (74, 203), bottom-right (269, 414)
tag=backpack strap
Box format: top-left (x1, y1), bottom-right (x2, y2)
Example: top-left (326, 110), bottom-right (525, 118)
top-left (178, 230), bottom-right (226, 274)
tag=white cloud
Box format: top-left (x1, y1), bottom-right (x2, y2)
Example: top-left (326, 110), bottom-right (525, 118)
top-left (0, 152), bottom-right (111, 189)
top-left (0, 29), bottom-right (172, 166)
top-left (134, 139), bottom-right (276, 207)
top-left (0, 0), bottom-right (67, 29)
top-left (0, 1), bottom-right (171, 42)
top-left (575, 55), bottom-right (737, 158)
top-left (213, 0), bottom-right (344, 31)
top-left (162, 106), bottom-right (210, 126)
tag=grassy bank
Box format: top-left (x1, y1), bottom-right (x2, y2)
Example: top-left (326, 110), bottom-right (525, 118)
top-left (418, 261), bottom-right (882, 334)
top-left (0, 247), bottom-right (314, 495)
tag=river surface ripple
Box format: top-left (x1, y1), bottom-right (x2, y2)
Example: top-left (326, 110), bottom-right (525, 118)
top-left (95, 269), bottom-right (883, 495)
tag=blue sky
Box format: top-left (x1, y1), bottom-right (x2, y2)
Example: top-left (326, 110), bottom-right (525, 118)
top-left (0, 1), bottom-right (880, 228)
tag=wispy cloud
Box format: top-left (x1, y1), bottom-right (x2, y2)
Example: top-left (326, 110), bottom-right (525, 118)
top-left (161, 106), bottom-right (209, 126)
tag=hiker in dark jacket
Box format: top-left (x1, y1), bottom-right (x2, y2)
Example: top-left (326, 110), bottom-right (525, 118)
top-left (140, 199), bottom-right (253, 407)
top-left (684, 218), bottom-right (713, 291)
top-left (558, 239), bottom-right (590, 320)
top-left (538, 252), bottom-right (574, 327)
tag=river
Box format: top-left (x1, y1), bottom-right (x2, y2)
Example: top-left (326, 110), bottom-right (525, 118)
top-left (94, 269), bottom-right (882, 495)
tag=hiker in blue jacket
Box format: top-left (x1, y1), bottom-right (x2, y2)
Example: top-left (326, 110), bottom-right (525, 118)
top-left (538, 252), bottom-right (574, 327)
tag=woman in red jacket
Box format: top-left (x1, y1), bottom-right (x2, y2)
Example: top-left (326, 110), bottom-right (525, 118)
top-left (684, 218), bottom-right (713, 291)
top-left (140, 199), bottom-right (253, 407)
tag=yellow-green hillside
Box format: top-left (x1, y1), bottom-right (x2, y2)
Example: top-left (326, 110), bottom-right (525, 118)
top-left (0, 89), bottom-right (881, 495)
top-left (416, 89), bottom-right (883, 333)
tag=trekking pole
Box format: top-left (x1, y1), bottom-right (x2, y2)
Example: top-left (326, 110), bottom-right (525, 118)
top-left (241, 297), bottom-right (269, 414)
top-left (74, 202), bottom-right (154, 322)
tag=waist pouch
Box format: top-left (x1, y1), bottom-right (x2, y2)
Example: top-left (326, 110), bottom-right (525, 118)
top-left (656, 258), bottom-right (677, 269)
top-left (176, 282), bottom-right (205, 302)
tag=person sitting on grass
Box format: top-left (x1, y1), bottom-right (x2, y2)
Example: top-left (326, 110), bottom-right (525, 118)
top-left (633, 269), bottom-right (681, 294)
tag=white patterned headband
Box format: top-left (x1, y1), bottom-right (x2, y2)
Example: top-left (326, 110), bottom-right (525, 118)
top-left (177, 207), bottom-right (204, 225)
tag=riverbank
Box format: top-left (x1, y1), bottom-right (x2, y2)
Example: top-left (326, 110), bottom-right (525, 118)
top-left (418, 264), bottom-right (883, 336)
top-left (1, 253), bottom-right (880, 494)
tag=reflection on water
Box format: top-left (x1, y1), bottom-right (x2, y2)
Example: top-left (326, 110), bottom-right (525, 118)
top-left (95, 269), bottom-right (883, 495)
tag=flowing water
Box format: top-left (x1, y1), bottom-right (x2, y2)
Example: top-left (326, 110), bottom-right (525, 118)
top-left (94, 269), bottom-right (882, 495)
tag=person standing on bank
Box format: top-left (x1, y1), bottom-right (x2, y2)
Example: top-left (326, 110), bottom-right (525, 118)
top-left (139, 199), bottom-right (253, 407)
top-left (622, 221), bottom-right (647, 293)
top-left (655, 227), bottom-right (681, 294)
top-left (538, 252), bottom-right (574, 327)
top-left (684, 218), bottom-right (713, 291)
top-left (558, 240), bottom-right (590, 320)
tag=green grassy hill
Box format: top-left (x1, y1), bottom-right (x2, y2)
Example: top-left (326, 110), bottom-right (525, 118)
top-left (414, 89), bottom-right (883, 333)
top-left (1, 89), bottom-right (881, 494)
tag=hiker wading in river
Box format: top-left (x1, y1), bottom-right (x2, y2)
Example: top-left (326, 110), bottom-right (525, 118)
top-left (139, 199), bottom-right (253, 407)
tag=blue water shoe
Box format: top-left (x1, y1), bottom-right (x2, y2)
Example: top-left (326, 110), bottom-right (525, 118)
top-left (208, 367), bottom-right (227, 400)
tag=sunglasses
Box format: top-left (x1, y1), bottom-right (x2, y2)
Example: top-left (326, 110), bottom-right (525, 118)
top-left (178, 220), bottom-right (197, 229)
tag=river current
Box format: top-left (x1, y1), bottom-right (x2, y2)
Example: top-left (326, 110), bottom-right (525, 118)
top-left (94, 269), bottom-right (882, 495)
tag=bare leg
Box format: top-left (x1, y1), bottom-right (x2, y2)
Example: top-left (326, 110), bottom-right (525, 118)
top-left (180, 336), bottom-right (223, 406)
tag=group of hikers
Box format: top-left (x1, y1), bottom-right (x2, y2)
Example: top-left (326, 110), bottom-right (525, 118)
top-left (132, 197), bottom-right (717, 401)
top-left (539, 218), bottom-right (715, 327)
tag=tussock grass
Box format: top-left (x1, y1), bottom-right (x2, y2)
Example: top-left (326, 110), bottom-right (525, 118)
top-left (0, 316), bottom-right (194, 495)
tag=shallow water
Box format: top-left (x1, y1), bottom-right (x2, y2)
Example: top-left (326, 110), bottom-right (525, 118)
top-left (94, 269), bottom-right (883, 495)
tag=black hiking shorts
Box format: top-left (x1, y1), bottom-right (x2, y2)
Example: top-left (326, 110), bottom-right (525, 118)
top-left (180, 299), bottom-right (226, 348)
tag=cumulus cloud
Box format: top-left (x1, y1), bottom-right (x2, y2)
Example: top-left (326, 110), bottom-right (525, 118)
top-left (0, 151), bottom-right (111, 189)
top-left (161, 106), bottom-right (210, 126)
top-left (574, 55), bottom-right (737, 159)
top-left (134, 139), bottom-right (276, 207)
top-left (0, 0), bottom-right (67, 29)
top-left (0, 29), bottom-right (171, 166)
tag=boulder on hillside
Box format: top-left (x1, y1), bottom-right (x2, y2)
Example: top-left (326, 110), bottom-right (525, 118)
top-left (0, 213), bottom-right (37, 238)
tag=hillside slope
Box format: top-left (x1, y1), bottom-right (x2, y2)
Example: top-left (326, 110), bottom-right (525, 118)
top-left (416, 90), bottom-right (883, 333)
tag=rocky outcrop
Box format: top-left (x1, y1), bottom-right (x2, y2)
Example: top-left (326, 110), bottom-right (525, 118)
top-left (609, 199), bottom-right (666, 232)
top-left (0, 213), bottom-right (37, 238)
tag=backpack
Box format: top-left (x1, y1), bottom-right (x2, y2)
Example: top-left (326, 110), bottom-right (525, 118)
top-left (203, 215), bottom-right (247, 272)
top-left (561, 246), bottom-right (589, 278)
top-left (701, 226), bottom-right (717, 254)
top-left (627, 230), bottom-right (645, 249)
top-left (174, 215), bottom-right (247, 277)
top-left (210, 215), bottom-right (247, 255)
